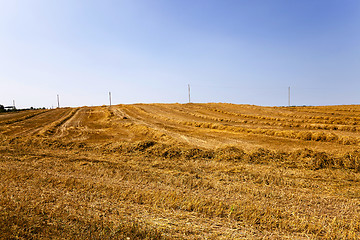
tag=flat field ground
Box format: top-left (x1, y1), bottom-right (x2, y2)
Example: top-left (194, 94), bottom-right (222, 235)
top-left (1, 103), bottom-right (360, 239)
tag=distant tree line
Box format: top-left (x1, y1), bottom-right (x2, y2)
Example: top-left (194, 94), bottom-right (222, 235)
top-left (0, 104), bottom-right (46, 112)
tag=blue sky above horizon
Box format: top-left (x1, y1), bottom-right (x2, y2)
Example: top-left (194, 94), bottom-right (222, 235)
top-left (1, 0), bottom-right (359, 108)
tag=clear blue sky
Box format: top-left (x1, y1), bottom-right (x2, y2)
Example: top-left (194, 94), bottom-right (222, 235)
top-left (1, 0), bottom-right (359, 108)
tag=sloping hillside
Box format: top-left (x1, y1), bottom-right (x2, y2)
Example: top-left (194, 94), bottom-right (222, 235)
top-left (1, 104), bottom-right (360, 239)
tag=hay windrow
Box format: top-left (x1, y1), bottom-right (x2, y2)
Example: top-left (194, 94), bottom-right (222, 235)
top-left (4, 136), bottom-right (360, 172)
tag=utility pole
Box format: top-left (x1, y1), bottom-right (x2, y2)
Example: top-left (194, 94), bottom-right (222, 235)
top-left (288, 86), bottom-right (290, 107)
top-left (13, 100), bottom-right (15, 109)
top-left (188, 84), bottom-right (191, 103)
top-left (109, 92), bottom-right (112, 106)
top-left (57, 94), bottom-right (60, 108)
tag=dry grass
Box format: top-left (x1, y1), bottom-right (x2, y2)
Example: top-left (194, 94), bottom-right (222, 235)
top-left (1, 103), bottom-right (360, 239)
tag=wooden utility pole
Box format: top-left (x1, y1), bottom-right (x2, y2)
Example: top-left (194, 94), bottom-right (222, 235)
top-left (57, 94), bottom-right (60, 108)
top-left (188, 84), bottom-right (191, 103)
top-left (288, 87), bottom-right (290, 107)
top-left (109, 92), bottom-right (112, 106)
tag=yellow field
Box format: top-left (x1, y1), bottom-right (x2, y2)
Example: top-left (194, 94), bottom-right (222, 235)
top-left (1, 103), bottom-right (360, 239)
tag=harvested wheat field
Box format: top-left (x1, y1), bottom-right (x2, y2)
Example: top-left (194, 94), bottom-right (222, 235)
top-left (1, 103), bottom-right (360, 239)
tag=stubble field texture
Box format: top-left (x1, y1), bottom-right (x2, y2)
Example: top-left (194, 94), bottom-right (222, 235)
top-left (1, 103), bottom-right (360, 239)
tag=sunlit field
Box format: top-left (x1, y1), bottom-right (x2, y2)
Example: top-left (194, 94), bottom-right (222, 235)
top-left (1, 103), bottom-right (360, 239)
